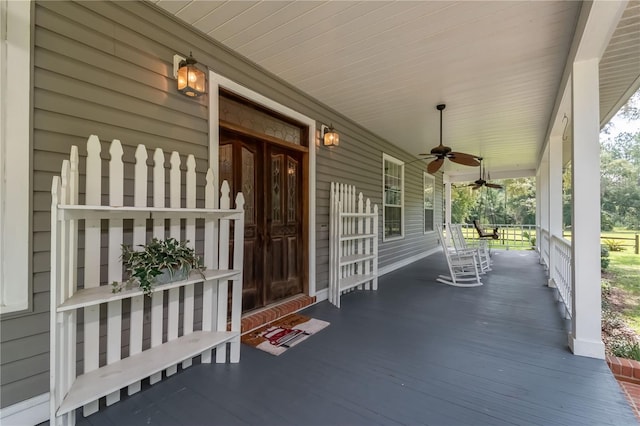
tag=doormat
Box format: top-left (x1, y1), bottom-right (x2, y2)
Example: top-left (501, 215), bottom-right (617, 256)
top-left (241, 313), bottom-right (329, 356)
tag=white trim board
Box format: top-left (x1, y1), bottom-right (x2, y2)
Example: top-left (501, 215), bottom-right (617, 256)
top-left (0, 0), bottom-right (31, 314)
top-left (208, 71), bottom-right (317, 298)
top-left (0, 392), bottom-right (49, 426)
top-left (378, 246), bottom-right (442, 276)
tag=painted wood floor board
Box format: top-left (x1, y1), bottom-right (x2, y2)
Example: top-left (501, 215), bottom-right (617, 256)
top-left (65, 250), bottom-right (636, 426)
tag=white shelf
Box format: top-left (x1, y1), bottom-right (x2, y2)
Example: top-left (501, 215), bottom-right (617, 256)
top-left (339, 233), bottom-right (376, 242)
top-left (57, 269), bottom-right (240, 312)
top-left (339, 253), bottom-right (376, 266)
top-left (340, 274), bottom-right (377, 292)
top-left (58, 204), bottom-right (242, 221)
top-left (340, 212), bottom-right (377, 218)
top-left (56, 330), bottom-right (237, 416)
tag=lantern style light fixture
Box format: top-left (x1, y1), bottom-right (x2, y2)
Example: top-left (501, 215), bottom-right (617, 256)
top-left (173, 52), bottom-right (205, 97)
top-left (321, 124), bottom-right (339, 147)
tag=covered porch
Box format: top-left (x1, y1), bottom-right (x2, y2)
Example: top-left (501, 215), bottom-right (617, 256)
top-left (75, 250), bottom-right (636, 425)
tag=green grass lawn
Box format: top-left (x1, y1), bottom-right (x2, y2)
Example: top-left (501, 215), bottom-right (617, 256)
top-left (607, 251), bottom-right (640, 333)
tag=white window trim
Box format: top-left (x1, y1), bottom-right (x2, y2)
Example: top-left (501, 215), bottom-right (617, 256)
top-left (423, 172), bottom-right (435, 234)
top-left (0, 0), bottom-right (31, 314)
top-left (382, 153), bottom-right (404, 241)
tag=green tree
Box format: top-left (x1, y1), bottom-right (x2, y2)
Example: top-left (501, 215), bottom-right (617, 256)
top-left (600, 102), bottom-right (640, 230)
top-left (451, 186), bottom-right (478, 223)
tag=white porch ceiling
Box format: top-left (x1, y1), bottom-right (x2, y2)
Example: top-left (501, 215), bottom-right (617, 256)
top-left (152, 0), bottom-right (640, 179)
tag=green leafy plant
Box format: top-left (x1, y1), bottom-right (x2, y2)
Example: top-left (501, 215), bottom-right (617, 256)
top-left (604, 239), bottom-right (625, 252)
top-left (116, 237), bottom-right (205, 296)
top-left (522, 231), bottom-right (536, 248)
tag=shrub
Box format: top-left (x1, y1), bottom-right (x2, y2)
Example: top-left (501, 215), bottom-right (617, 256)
top-left (609, 338), bottom-right (640, 361)
top-left (601, 245), bottom-right (610, 270)
top-left (604, 239), bottom-right (625, 252)
top-left (602, 283), bottom-right (640, 361)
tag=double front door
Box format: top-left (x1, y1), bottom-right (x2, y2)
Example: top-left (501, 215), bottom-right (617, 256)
top-left (220, 129), bottom-right (304, 312)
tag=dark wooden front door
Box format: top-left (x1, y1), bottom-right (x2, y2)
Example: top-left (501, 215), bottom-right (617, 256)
top-left (220, 130), bottom-right (304, 312)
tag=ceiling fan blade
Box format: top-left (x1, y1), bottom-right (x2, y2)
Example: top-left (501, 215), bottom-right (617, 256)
top-left (486, 183), bottom-right (503, 189)
top-left (471, 185), bottom-right (481, 190)
top-left (427, 158), bottom-right (444, 174)
top-left (418, 153), bottom-right (436, 158)
top-left (448, 152), bottom-right (480, 167)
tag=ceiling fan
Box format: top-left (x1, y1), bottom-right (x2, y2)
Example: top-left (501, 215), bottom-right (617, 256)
top-left (468, 158), bottom-right (503, 190)
top-left (420, 104), bottom-right (480, 174)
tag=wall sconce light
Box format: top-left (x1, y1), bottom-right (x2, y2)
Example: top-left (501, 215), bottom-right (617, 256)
top-left (321, 124), bottom-right (339, 147)
top-left (173, 52), bottom-right (206, 97)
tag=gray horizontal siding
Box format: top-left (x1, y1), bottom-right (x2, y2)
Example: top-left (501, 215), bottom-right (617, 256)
top-left (1, 0), bottom-right (443, 409)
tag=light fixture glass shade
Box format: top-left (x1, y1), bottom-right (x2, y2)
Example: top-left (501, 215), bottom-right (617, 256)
top-left (177, 54), bottom-right (206, 97)
top-left (323, 126), bottom-right (339, 146)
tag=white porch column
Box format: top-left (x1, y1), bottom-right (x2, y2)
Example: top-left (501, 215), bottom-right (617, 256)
top-left (569, 58), bottom-right (605, 359)
top-left (548, 135), bottom-right (563, 288)
top-left (539, 155), bottom-right (549, 268)
top-left (535, 167), bottom-right (542, 256)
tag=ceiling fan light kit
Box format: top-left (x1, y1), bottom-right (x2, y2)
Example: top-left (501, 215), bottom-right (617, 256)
top-left (420, 104), bottom-right (480, 174)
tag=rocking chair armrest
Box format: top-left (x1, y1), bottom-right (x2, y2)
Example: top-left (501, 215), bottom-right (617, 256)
top-left (454, 248), bottom-right (478, 256)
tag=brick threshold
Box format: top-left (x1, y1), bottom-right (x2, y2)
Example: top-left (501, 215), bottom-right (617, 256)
top-left (240, 294), bottom-right (316, 334)
top-left (607, 355), bottom-right (640, 420)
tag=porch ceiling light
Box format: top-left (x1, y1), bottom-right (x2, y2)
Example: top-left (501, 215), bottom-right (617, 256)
top-left (173, 52), bottom-right (205, 97)
top-left (321, 124), bottom-right (339, 147)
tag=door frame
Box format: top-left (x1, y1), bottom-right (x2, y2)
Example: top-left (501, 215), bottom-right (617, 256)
top-left (208, 70), bottom-right (317, 299)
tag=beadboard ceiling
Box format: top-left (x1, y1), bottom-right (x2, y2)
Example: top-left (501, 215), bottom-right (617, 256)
top-left (152, 0), bottom-right (640, 178)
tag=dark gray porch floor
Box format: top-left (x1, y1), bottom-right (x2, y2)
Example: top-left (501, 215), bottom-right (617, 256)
top-left (77, 250), bottom-right (636, 425)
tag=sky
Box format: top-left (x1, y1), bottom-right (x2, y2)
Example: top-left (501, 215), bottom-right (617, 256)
top-left (601, 89), bottom-right (640, 141)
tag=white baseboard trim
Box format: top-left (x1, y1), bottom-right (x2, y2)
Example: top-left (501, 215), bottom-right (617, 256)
top-left (0, 392), bottom-right (49, 425)
top-left (568, 334), bottom-right (605, 359)
top-left (378, 246), bottom-right (442, 276)
top-left (314, 288), bottom-right (328, 302)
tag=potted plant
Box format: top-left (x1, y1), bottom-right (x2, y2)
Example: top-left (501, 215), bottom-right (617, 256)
top-left (114, 237), bottom-right (205, 295)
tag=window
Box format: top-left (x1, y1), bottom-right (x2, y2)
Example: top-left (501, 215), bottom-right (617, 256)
top-left (1, 0), bottom-right (31, 314)
top-left (424, 172), bottom-right (435, 232)
top-left (383, 154), bottom-right (404, 240)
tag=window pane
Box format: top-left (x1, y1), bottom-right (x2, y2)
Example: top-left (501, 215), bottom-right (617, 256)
top-left (383, 156), bottom-right (404, 239)
top-left (424, 172), bottom-right (434, 232)
top-left (385, 206), bottom-right (402, 238)
top-left (424, 209), bottom-right (434, 232)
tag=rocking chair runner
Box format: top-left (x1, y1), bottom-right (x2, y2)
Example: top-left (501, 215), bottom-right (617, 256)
top-left (435, 224), bottom-right (482, 287)
top-left (473, 219), bottom-right (499, 239)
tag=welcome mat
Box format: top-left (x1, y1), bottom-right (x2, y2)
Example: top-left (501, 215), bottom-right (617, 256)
top-left (241, 313), bottom-right (329, 356)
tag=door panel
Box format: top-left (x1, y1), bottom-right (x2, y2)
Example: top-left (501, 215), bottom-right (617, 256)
top-left (220, 131), bottom-right (263, 311)
top-left (265, 147), bottom-right (303, 305)
top-left (220, 129), bottom-right (304, 312)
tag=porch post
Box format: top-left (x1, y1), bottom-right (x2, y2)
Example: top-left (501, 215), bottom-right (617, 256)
top-left (548, 135), bottom-right (563, 288)
top-left (569, 58), bottom-right (605, 359)
top-left (539, 155), bottom-right (549, 268)
top-left (444, 178), bottom-right (452, 244)
top-left (535, 167), bottom-right (542, 258)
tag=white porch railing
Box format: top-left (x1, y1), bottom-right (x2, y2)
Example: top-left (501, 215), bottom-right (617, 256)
top-left (540, 228), bottom-right (550, 269)
top-left (550, 235), bottom-right (572, 319)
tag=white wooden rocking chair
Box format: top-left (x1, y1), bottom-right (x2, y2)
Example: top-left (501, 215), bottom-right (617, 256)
top-left (435, 224), bottom-right (483, 287)
top-left (450, 223), bottom-right (491, 273)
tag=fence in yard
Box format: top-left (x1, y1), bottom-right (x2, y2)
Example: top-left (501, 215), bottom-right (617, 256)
top-left (459, 223), bottom-right (537, 250)
top-left (597, 234), bottom-right (640, 254)
top-left (460, 223), bottom-right (639, 254)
